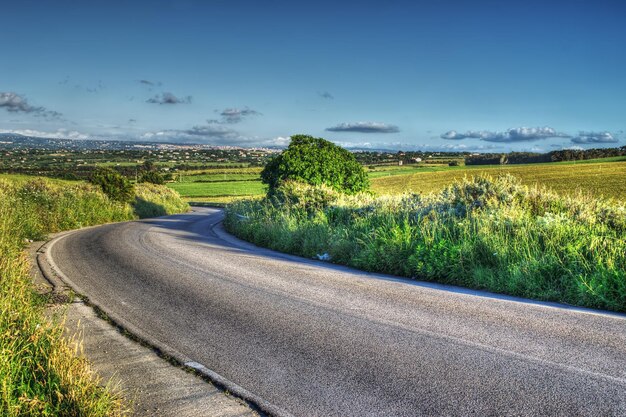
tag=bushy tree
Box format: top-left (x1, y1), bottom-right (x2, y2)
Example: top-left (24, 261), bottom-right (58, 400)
top-left (138, 170), bottom-right (165, 185)
top-left (89, 167), bottom-right (135, 202)
top-left (261, 134), bottom-right (369, 194)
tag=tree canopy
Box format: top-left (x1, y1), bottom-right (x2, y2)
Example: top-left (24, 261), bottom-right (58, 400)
top-left (89, 167), bottom-right (135, 202)
top-left (260, 134), bottom-right (369, 194)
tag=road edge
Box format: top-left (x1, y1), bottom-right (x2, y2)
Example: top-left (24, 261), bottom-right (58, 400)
top-left (213, 213), bottom-right (626, 321)
top-left (39, 226), bottom-right (294, 417)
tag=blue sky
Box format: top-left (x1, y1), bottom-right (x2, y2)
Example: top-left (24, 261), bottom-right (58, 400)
top-left (1, 0), bottom-right (625, 151)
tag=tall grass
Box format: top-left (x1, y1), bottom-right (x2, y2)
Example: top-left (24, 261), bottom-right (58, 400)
top-left (225, 176), bottom-right (626, 312)
top-left (0, 177), bottom-right (188, 416)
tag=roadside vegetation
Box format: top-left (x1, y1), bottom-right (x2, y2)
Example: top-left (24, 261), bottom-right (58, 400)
top-left (226, 176), bottom-right (626, 312)
top-left (0, 177), bottom-right (188, 415)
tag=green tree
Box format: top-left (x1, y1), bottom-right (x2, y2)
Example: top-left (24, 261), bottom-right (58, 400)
top-left (138, 170), bottom-right (165, 185)
top-left (89, 167), bottom-right (135, 202)
top-left (142, 160), bottom-right (156, 172)
top-left (260, 134), bottom-right (369, 194)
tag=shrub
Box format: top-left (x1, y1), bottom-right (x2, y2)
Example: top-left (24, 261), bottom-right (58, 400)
top-left (89, 167), bottom-right (135, 203)
top-left (260, 134), bottom-right (369, 195)
top-left (226, 175), bottom-right (626, 312)
top-left (133, 183), bottom-right (189, 218)
top-left (138, 170), bottom-right (165, 185)
top-left (270, 181), bottom-right (340, 212)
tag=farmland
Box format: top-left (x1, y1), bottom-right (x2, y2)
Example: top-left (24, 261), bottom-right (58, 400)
top-left (167, 158), bottom-right (626, 203)
top-left (371, 159), bottom-right (626, 201)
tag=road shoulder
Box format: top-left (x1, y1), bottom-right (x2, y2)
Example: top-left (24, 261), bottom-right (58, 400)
top-left (30, 234), bottom-right (258, 417)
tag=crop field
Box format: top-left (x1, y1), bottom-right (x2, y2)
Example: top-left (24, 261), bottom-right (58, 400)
top-left (176, 167), bottom-right (262, 182)
top-left (371, 160), bottom-right (626, 201)
top-left (169, 180), bottom-right (266, 197)
top-left (168, 158), bottom-right (626, 203)
top-left (165, 167), bottom-right (264, 203)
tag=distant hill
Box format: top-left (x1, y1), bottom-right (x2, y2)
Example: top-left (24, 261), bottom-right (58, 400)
top-left (0, 134), bottom-right (268, 151)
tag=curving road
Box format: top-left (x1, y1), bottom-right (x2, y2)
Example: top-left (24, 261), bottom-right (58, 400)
top-left (49, 207), bottom-right (626, 416)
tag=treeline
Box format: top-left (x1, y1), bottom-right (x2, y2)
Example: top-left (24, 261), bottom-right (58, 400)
top-left (465, 146), bottom-right (626, 165)
top-left (353, 151), bottom-right (467, 165)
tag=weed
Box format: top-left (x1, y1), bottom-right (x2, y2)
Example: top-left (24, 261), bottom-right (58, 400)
top-left (225, 175), bottom-right (626, 312)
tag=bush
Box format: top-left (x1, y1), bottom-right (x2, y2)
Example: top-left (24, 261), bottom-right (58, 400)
top-left (138, 170), bottom-right (165, 185)
top-left (260, 134), bottom-right (369, 195)
top-left (133, 183), bottom-right (190, 218)
top-left (270, 181), bottom-right (340, 212)
top-left (89, 167), bottom-right (134, 203)
top-left (226, 175), bottom-right (626, 312)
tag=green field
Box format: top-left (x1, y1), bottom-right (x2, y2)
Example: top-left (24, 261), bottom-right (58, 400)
top-left (167, 158), bottom-right (626, 203)
top-left (168, 180), bottom-right (266, 198)
top-left (371, 160), bottom-right (626, 201)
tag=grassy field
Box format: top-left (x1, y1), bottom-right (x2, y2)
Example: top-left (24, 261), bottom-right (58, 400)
top-left (0, 176), bottom-right (188, 415)
top-left (169, 180), bottom-right (266, 198)
top-left (166, 167), bottom-right (265, 203)
top-left (168, 158), bottom-right (626, 203)
top-left (370, 160), bottom-right (626, 201)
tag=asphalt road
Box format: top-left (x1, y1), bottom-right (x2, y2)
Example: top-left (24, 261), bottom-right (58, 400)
top-left (50, 207), bottom-right (626, 416)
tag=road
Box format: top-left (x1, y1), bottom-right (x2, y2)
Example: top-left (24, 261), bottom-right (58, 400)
top-left (49, 207), bottom-right (626, 416)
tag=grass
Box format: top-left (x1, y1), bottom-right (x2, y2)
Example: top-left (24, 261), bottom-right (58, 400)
top-left (225, 177), bottom-right (626, 312)
top-left (0, 174), bottom-right (80, 185)
top-left (167, 157), bottom-right (626, 204)
top-left (371, 160), bottom-right (626, 201)
top-left (0, 177), bottom-right (188, 416)
top-left (168, 180), bottom-right (266, 198)
top-left (166, 167), bottom-right (266, 204)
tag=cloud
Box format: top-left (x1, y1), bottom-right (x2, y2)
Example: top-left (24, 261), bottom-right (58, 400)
top-left (146, 92), bottom-right (191, 105)
top-left (1, 92), bottom-right (42, 113)
top-left (570, 131), bottom-right (618, 144)
top-left (319, 91), bottom-right (334, 100)
top-left (326, 121), bottom-right (400, 134)
top-left (138, 79), bottom-right (162, 87)
top-left (441, 126), bottom-right (569, 142)
top-left (0, 92), bottom-right (64, 120)
top-left (141, 123), bottom-right (242, 144)
top-left (268, 136), bottom-right (291, 147)
top-left (0, 128), bottom-right (89, 140)
top-left (215, 107), bottom-right (261, 124)
top-left (140, 121), bottom-right (291, 147)
top-left (440, 130), bottom-right (466, 140)
top-left (184, 125), bottom-right (241, 140)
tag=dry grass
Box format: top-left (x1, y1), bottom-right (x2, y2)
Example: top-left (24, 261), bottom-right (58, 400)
top-left (371, 160), bottom-right (626, 201)
top-left (0, 177), bottom-right (188, 415)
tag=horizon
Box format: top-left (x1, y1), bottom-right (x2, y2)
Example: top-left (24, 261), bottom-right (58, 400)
top-left (2, 0), bottom-right (625, 152)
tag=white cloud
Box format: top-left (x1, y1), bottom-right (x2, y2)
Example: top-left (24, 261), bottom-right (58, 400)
top-left (441, 126), bottom-right (569, 142)
top-left (0, 128), bottom-right (89, 140)
top-left (570, 131), bottom-right (618, 144)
